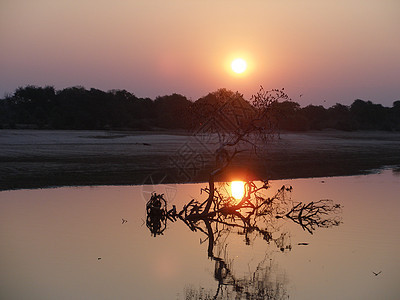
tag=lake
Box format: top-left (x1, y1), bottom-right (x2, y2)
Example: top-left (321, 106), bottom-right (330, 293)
top-left (1, 169), bottom-right (399, 299)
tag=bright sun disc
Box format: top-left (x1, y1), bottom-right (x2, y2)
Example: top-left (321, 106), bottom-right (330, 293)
top-left (231, 181), bottom-right (245, 200)
top-left (231, 58), bottom-right (247, 74)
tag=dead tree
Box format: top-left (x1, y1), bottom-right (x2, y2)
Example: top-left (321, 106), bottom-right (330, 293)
top-left (146, 86), bottom-right (342, 244)
top-left (277, 199), bottom-right (342, 234)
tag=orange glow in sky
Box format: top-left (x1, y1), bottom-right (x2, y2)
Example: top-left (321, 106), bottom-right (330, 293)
top-left (0, 1), bottom-right (399, 106)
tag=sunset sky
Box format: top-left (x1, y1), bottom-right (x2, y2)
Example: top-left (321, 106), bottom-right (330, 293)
top-left (1, 0), bottom-right (399, 107)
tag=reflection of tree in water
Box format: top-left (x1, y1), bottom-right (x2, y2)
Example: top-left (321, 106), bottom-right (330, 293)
top-left (146, 182), bottom-right (342, 251)
top-left (145, 87), bottom-right (343, 299)
top-left (185, 253), bottom-right (288, 300)
top-left (146, 180), bottom-right (342, 299)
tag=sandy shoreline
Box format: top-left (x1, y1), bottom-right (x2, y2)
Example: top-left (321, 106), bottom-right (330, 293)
top-left (1, 129), bottom-right (400, 191)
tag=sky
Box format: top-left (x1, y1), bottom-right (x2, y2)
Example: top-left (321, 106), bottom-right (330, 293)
top-left (1, 0), bottom-right (399, 107)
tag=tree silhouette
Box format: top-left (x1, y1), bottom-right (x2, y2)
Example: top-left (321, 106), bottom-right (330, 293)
top-left (1, 85), bottom-right (399, 131)
top-left (154, 93), bottom-right (191, 129)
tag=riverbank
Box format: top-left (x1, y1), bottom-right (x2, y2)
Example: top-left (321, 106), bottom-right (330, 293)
top-left (1, 129), bottom-right (400, 191)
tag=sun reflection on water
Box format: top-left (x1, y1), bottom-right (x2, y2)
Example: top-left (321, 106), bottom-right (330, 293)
top-left (231, 181), bottom-right (245, 200)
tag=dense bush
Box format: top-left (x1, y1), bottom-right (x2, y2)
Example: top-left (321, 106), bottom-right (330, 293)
top-left (0, 85), bottom-right (399, 131)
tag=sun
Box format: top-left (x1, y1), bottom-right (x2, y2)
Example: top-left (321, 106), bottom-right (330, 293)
top-left (231, 58), bottom-right (247, 74)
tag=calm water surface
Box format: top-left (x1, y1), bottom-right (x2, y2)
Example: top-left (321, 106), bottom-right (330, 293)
top-left (1, 170), bottom-right (399, 299)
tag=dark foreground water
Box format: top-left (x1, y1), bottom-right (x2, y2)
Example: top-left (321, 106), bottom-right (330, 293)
top-left (1, 169), bottom-right (399, 299)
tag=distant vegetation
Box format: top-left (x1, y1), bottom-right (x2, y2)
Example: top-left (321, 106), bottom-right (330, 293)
top-left (1, 85), bottom-right (399, 131)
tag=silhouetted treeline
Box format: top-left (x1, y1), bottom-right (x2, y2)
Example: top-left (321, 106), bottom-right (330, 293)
top-left (1, 85), bottom-right (399, 131)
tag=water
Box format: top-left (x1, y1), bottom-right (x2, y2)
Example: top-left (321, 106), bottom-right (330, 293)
top-left (0, 170), bottom-right (399, 299)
